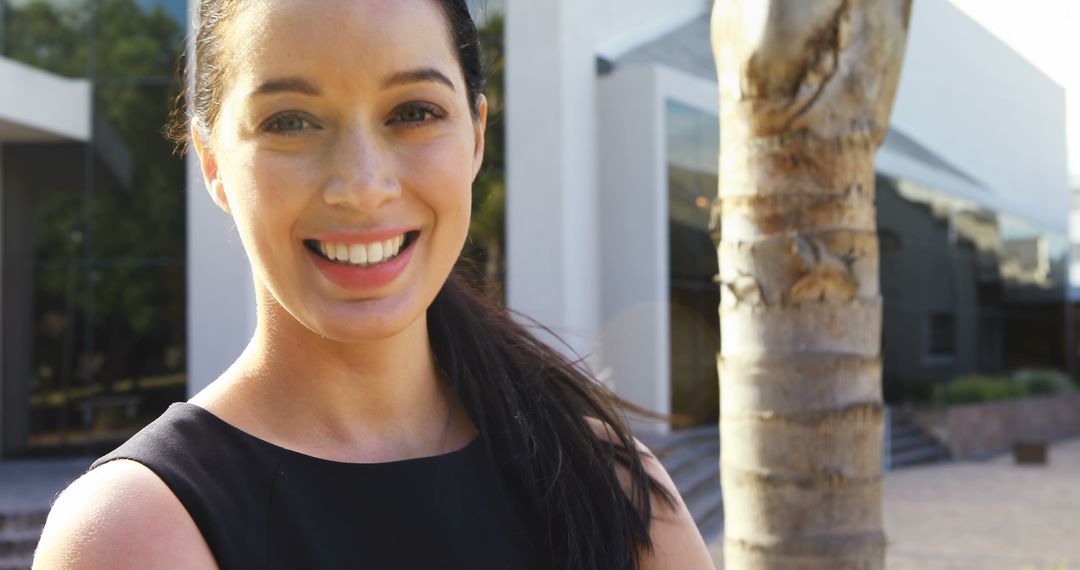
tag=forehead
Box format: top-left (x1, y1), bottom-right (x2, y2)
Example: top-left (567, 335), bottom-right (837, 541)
top-left (225, 0), bottom-right (458, 94)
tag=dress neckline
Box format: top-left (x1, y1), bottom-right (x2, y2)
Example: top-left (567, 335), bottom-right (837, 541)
top-left (172, 401), bottom-right (482, 468)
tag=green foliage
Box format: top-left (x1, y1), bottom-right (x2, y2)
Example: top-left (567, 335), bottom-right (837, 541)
top-left (932, 370), bottom-right (1076, 407)
top-left (933, 375), bottom-right (1024, 406)
top-left (5, 0), bottom-right (187, 392)
top-left (465, 13), bottom-right (506, 294)
top-left (2, 0), bottom-right (90, 77)
top-left (1011, 369), bottom-right (1076, 397)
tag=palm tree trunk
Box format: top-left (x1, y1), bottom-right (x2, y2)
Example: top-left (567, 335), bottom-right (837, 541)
top-left (710, 1), bottom-right (911, 567)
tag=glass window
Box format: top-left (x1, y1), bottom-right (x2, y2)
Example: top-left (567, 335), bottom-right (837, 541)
top-left (2, 0), bottom-right (91, 78)
top-left (2, 0), bottom-right (187, 457)
top-left (877, 174), bottom-right (1069, 405)
top-left (666, 100), bottom-right (719, 428)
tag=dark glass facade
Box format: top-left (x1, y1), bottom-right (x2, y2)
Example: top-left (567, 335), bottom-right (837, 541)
top-left (667, 101), bottom-right (720, 427)
top-left (665, 101), bottom-right (1072, 426)
top-left (877, 175), bottom-right (1070, 402)
top-left (1, 0), bottom-right (187, 457)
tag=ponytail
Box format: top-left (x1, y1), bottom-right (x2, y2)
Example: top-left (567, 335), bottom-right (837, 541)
top-left (427, 269), bottom-right (675, 570)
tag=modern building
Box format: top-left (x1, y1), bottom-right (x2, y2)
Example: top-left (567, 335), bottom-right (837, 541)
top-left (502, 0), bottom-right (1072, 430)
top-left (0, 0), bottom-right (1072, 460)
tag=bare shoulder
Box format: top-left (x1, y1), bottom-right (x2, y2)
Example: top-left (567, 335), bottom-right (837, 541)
top-left (585, 417), bottom-right (715, 570)
top-left (33, 459), bottom-right (216, 570)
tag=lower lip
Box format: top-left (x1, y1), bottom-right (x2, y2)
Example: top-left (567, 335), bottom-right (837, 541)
top-left (307, 240), bottom-right (416, 291)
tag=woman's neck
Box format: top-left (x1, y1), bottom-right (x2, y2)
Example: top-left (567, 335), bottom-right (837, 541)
top-left (195, 295), bottom-right (475, 462)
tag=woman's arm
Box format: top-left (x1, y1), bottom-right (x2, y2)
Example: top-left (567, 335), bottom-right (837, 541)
top-left (587, 418), bottom-right (716, 569)
top-left (33, 459), bottom-right (217, 570)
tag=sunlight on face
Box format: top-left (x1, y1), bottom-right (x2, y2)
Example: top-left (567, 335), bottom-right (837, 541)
top-left (203, 0), bottom-right (486, 342)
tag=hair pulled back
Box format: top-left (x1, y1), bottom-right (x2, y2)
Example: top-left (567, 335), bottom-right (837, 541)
top-left (167, 2), bottom-right (674, 568)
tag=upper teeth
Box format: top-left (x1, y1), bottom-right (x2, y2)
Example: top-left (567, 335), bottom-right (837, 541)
top-left (319, 235), bottom-right (406, 266)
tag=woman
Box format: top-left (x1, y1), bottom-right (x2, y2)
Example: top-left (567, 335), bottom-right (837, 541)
top-left (34, 0), bottom-right (713, 568)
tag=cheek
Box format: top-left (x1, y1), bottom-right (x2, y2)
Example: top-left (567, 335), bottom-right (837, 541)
top-left (224, 151), bottom-right (315, 256)
top-left (403, 137), bottom-right (474, 235)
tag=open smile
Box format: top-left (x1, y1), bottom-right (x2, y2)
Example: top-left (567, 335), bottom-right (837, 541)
top-left (303, 230), bottom-right (421, 268)
top-left (303, 230), bottom-right (421, 291)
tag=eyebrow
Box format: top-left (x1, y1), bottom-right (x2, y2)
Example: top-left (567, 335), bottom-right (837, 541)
top-left (383, 67), bottom-right (456, 91)
top-left (251, 67), bottom-right (456, 98)
top-left (252, 77), bottom-right (321, 97)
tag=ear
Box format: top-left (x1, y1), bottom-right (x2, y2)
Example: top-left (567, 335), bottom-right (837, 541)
top-left (191, 125), bottom-right (232, 215)
top-left (471, 94), bottom-right (488, 182)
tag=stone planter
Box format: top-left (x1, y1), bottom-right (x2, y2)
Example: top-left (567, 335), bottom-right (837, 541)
top-left (912, 393), bottom-right (1080, 460)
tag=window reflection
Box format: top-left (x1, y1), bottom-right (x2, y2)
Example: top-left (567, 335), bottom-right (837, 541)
top-left (878, 175), bottom-right (1069, 403)
top-left (667, 101), bottom-right (719, 428)
top-left (2, 0), bottom-right (187, 457)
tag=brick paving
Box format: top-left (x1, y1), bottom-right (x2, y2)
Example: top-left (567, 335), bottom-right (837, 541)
top-left (707, 436), bottom-right (1080, 569)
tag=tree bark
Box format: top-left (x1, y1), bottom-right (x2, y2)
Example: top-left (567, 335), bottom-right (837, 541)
top-left (710, 1), bottom-right (911, 567)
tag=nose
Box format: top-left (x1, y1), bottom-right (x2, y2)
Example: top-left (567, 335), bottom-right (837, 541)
top-left (322, 124), bottom-right (401, 209)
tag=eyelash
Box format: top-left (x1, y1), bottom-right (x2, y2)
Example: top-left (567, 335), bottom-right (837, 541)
top-left (261, 103), bottom-right (445, 136)
top-left (262, 112), bottom-right (319, 136)
top-left (387, 102), bottom-right (445, 127)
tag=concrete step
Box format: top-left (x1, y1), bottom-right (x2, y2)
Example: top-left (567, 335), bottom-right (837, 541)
top-left (686, 482), bottom-right (723, 529)
top-left (891, 431), bottom-right (940, 453)
top-left (887, 411), bottom-right (950, 469)
top-left (671, 453), bottom-right (720, 503)
top-left (658, 438), bottom-right (719, 481)
top-left (641, 425), bottom-right (718, 455)
top-left (889, 421), bottom-right (925, 438)
top-left (0, 529), bottom-right (40, 561)
top-left (891, 444), bottom-right (949, 468)
top-left (0, 555), bottom-right (32, 570)
top-left (695, 498), bottom-right (725, 543)
top-left (0, 511), bottom-right (46, 534)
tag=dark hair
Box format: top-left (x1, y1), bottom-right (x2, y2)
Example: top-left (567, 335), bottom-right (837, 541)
top-left (167, 1), bottom-right (675, 568)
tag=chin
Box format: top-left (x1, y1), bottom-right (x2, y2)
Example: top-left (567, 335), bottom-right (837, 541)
top-left (300, 288), bottom-right (433, 343)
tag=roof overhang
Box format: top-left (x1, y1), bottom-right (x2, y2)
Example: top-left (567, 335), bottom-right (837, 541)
top-left (0, 56), bottom-right (90, 143)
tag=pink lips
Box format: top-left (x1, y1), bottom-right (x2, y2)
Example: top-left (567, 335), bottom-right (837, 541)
top-left (306, 229), bottom-right (417, 291)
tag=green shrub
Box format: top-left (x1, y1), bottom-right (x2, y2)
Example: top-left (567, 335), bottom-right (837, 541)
top-left (932, 369), bottom-right (1076, 407)
top-left (932, 375), bottom-right (1022, 406)
top-left (1011, 369), bottom-right (1076, 396)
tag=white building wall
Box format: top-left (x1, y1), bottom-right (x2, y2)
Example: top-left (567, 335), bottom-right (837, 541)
top-left (504, 0), bottom-right (601, 357)
top-left (597, 66), bottom-right (668, 427)
top-left (889, 0), bottom-right (1070, 233)
top-left (592, 0), bottom-right (708, 59)
top-left (0, 57), bottom-right (90, 143)
top-left (504, 0), bottom-right (711, 359)
top-left (185, 4), bottom-right (256, 397)
top-left (185, 154), bottom-right (256, 397)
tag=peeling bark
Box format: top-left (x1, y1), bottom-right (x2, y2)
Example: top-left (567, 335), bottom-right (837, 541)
top-left (712, 0), bottom-right (911, 567)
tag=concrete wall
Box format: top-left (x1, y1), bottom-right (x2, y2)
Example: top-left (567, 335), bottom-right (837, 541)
top-left (0, 57), bottom-right (90, 143)
top-left (184, 4), bottom-right (256, 397)
top-left (185, 154), bottom-right (255, 397)
top-left (597, 66), bottom-right (667, 426)
top-left (504, 0), bottom-right (601, 358)
top-left (504, 0), bottom-right (711, 359)
top-left (889, 0), bottom-right (1070, 233)
top-left (915, 393), bottom-right (1080, 459)
top-left (592, 0), bottom-right (708, 59)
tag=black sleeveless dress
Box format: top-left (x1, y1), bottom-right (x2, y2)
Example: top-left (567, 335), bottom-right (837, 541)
top-left (89, 402), bottom-right (547, 569)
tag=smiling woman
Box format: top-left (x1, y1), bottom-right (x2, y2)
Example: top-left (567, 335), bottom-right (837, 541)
top-left (31, 1), bottom-right (713, 569)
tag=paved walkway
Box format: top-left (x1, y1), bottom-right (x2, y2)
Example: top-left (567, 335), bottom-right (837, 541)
top-left (708, 436), bottom-right (1080, 569)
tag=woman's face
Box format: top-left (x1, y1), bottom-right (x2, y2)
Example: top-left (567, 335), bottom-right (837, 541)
top-left (196, 0), bottom-right (486, 342)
